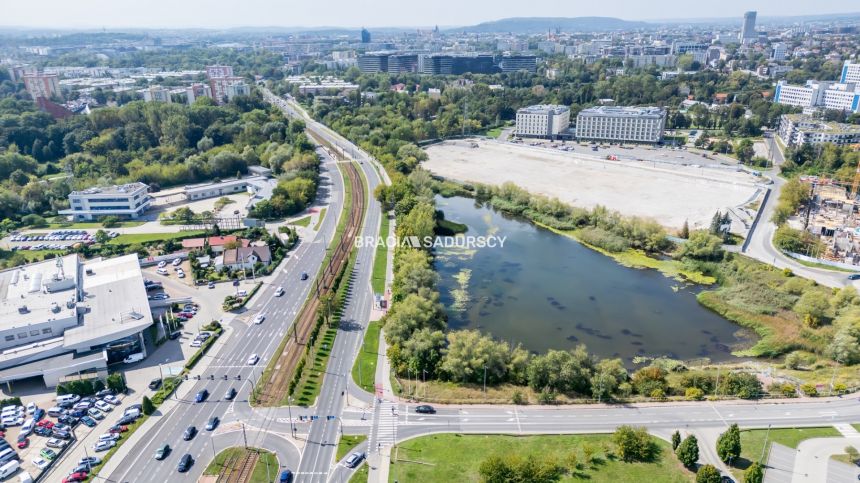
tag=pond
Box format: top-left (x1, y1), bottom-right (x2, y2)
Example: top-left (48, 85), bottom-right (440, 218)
top-left (435, 195), bottom-right (751, 364)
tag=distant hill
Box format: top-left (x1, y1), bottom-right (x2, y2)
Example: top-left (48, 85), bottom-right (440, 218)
top-left (450, 17), bottom-right (649, 34)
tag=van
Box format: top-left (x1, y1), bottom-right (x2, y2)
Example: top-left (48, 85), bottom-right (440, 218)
top-left (0, 460), bottom-right (18, 480)
top-left (123, 408), bottom-right (140, 419)
top-left (17, 471), bottom-right (33, 483)
top-left (19, 419), bottom-right (33, 435)
top-left (0, 449), bottom-right (16, 466)
top-left (47, 407), bottom-right (64, 418)
top-left (123, 353), bottom-right (144, 364)
top-left (56, 394), bottom-right (79, 405)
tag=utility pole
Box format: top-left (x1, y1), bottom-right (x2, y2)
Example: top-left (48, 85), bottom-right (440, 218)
top-left (287, 396), bottom-right (296, 438)
top-left (242, 423), bottom-right (248, 448)
top-left (483, 365), bottom-right (487, 395)
top-left (759, 424), bottom-right (771, 463)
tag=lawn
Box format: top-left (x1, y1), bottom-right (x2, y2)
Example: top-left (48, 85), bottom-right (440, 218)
top-left (292, 327), bottom-right (337, 406)
top-left (388, 433), bottom-right (693, 483)
top-left (337, 435), bottom-right (367, 461)
top-left (729, 426), bottom-right (841, 479)
top-left (350, 464), bottom-right (369, 482)
top-left (45, 221), bottom-right (145, 229)
top-left (205, 447), bottom-right (279, 483)
top-left (352, 321), bottom-right (380, 393)
top-left (108, 230), bottom-right (206, 245)
top-left (291, 215), bottom-right (312, 227)
top-left (371, 212), bottom-right (391, 294)
top-left (854, 424), bottom-right (860, 432)
top-left (313, 207), bottom-right (327, 231)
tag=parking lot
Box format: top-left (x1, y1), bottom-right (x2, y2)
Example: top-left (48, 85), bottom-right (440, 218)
top-left (1, 229), bottom-right (120, 252)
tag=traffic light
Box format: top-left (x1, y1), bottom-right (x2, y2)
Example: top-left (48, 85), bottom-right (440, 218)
top-left (223, 375), bottom-right (228, 380)
top-left (209, 374), bottom-right (214, 380)
top-left (326, 416), bottom-right (335, 421)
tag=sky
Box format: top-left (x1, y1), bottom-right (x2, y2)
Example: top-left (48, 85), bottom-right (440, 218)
top-left (1, 0), bottom-right (856, 29)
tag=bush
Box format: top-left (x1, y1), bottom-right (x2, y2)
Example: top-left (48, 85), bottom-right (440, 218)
top-left (800, 383), bottom-right (818, 396)
top-left (537, 391), bottom-right (557, 405)
top-left (101, 215), bottom-right (121, 228)
top-left (696, 464), bottom-right (722, 483)
top-left (613, 425), bottom-right (657, 462)
top-left (685, 387), bottom-right (705, 401)
top-left (676, 434), bottom-right (699, 468)
top-left (141, 396), bottom-right (155, 415)
top-left (744, 462), bottom-right (764, 483)
top-left (511, 391), bottom-right (526, 405)
top-left (106, 373), bottom-right (127, 393)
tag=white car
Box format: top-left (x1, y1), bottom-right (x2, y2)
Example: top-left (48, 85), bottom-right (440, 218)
top-left (98, 433), bottom-right (120, 442)
top-left (172, 258), bottom-right (182, 266)
top-left (26, 402), bottom-right (36, 414)
top-left (247, 354), bottom-right (260, 365)
top-left (46, 438), bottom-right (68, 449)
top-left (253, 314), bottom-right (265, 324)
top-left (274, 287), bottom-right (284, 297)
top-left (94, 400), bottom-right (112, 412)
top-left (156, 268), bottom-right (169, 275)
top-left (190, 340), bottom-right (203, 348)
top-left (157, 261), bottom-right (167, 268)
top-left (177, 272), bottom-right (186, 278)
top-left (93, 440), bottom-right (115, 452)
top-left (1, 415), bottom-right (23, 426)
top-left (32, 457), bottom-right (49, 470)
top-left (103, 394), bottom-right (120, 405)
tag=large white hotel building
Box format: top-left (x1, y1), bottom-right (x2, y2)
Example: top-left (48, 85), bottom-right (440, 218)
top-left (575, 106), bottom-right (666, 144)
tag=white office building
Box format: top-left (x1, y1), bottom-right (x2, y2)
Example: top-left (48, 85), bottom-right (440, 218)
top-left (515, 105), bottom-right (571, 139)
top-left (774, 80), bottom-right (860, 113)
top-left (140, 86), bottom-right (172, 103)
top-left (59, 182), bottom-right (151, 221)
top-left (575, 106), bottom-right (666, 144)
top-left (841, 61), bottom-right (860, 84)
top-left (0, 254), bottom-right (153, 388)
top-left (778, 114), bottom-right (860, 147)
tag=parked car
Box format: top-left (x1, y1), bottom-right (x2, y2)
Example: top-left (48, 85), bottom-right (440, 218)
top-left (148, 378), bottom-right (162, 391)
top-left (95, 389), bottom-right (114, 398)
top-left (156, 268), bottom-right (169, 275)
top-left (62, 472), bottom-right (88, 483)
top-left (39, 448), bottom-right (57, 461)
top-left (33, 426), bottom-right (51, 437)
top-left (183, 426), bottom-right (196, 441)
top-left (87, 408), bottom-right (104, 420)
top-left (31, 457), bottom-right (49, 470)
top-left (117, 415), bottom-right (136, 425)
top-left (16, 437), bottom-right (28, 449)
top-left (77, 456), bottom-right (101, 467)
top-left (208, 281), bottom-right (216, 289)
top-left (80, 416), bottom-right (97, 427)
top-left (177, 454), bottom-right (193, 472)
top-left (58, 416), bottom-right (78, 427)
top-left (51, 429), bottom-right (70, 440)
top-left (94, 401), bottom-right (112, 412)
top-left (93, 440), bottom-right (115, 452)
top-left (190, 339), bottom-right (202, 348)
top-left (108, 424), bottom-right (128, 434)
top-left (46, 438), bottom-right (68, 449)
top-left (155, 444), bottom-right (171, 460)
top-left (72, 401), bottom-right (92, 411)
top-left (103, 394), bottom-right (120, 405)
top-left (345, 452), bottom-right (365, 468)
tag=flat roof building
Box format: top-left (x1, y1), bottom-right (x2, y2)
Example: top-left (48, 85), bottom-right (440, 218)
top-left (59, 182), bottom-right (151, 221)
top-left (0, 254), bottom-right (153, 388)
top-left (778, 114), bottom-right (860, 147)
top-left (575, 106), bottom-right (666, 144)
top-left (516, 105), bottom-right (571, 139)
top-left (774, 80), bottom-right (860, 113)
top-left (23, 73), bottom-right (61, 101)
top-left (841, 61), bottom-right (860, 84)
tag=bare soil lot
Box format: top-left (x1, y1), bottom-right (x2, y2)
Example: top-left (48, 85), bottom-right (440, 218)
top-left (424, 139), bottom-right (763, 229)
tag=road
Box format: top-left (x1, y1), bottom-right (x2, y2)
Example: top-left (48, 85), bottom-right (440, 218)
top-left (104, 144), bottom-right (346, 483)
top-left (743, 132), bottom-right (856, 289)
top-left (261, 89), bottom-right (385, 482)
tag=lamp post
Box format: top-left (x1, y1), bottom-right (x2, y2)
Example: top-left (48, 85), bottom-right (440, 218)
top-left (287, 396), bottom-right (296, 438)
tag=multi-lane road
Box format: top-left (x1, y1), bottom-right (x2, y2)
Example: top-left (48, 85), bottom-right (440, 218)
top-left (106, 142), bottom-right (350, 482)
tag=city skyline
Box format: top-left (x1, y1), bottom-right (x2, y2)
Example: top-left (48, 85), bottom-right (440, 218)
top-left (0, 1), bottom-right (858, 30)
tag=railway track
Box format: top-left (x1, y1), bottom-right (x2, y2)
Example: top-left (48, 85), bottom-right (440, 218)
top-left (255, 125), bottom-right (366, 406)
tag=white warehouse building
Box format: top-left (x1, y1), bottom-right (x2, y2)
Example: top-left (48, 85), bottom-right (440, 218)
top-left (515, 105), bottom-right (571, 139)
top-left (59, 182), bottom-right (151, 221)
top-left (575, 106), bottom-right (667, 144)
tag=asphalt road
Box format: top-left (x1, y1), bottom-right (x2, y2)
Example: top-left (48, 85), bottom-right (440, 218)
top-left (105, 147), bottom-right (345, 483)
top-left (262, 90), bottom-right (385, 483)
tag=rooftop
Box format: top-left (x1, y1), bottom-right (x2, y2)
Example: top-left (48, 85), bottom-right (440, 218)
top-left (784, 114), bottom-right (860, 134)
top-left (578, 106), bottom-right (665, 117)
top-left (0, 254), bottom-right (79, 330)
top-left (70, 182), bottom-right (149, 197)
top-left (517, 104), bottom-right (570, 115)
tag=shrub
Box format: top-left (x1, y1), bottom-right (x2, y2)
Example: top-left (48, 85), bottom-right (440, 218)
top-left (800, 383), bottom-right (818, 396)
top-left (141, 396), bottom-right (155, 415)
top-left (676, 434), bottom-right (699, 468)
top-left (537, 391), bottom-right (557, 405)
top-left (744, 462), bottom-right (764, 483)
top-left (511, 391), bottom-right (526, 405)
top-left (612, 425), bottom-right (656, 462)
top-left (685, 387), bottom-right (705, 401)
top-left (696, 464), bottom-right (722, 483)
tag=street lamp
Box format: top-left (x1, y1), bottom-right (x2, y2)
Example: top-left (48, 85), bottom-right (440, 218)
top-left (287, 396), bottom-right (296, 438)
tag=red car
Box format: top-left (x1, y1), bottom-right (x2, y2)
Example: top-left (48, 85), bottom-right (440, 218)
top-left (179, 312), bottom-right (194, 318)
top-left (37, 420), bottom-right (54, 429)
top-left (109, 424), bottom-right (128, 434)
top-left (17, 438), bottom-right (28, 449)
top-left (63, 473), bottom-right (88, 483)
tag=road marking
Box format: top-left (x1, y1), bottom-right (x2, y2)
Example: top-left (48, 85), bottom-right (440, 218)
top-left (515, 409), bottom-right (522, 434)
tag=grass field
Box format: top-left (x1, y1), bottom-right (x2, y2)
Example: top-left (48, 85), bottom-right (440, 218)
top-left (371, 212), bottom-right (391, 294)
top-left (729, 426), bottom-right (841, 479)
top-left (109, 230), bottom-right (206, 245)
top-left (791, 257), bottom-right (858, 273)
top-left (45, 221), bottom-right (145, 229)
top-left (293, 327), bottom-right (337, 406)
top-left (291, 215), bottom-right (312, 227)
top-left (388, 433), bottom-right (693, 483)
top-left (313, 208), bottom-right (327, 231)
top-left (350, 464), bottom-right (369, 482)
top-left (854, 424), bottom-right (860, 432)
top-left (204, 447), bottom-right (279, 483)
top-left (337, 435), bottom-right (367, 461)
top-left (352, 321), bottom-right (380, 393)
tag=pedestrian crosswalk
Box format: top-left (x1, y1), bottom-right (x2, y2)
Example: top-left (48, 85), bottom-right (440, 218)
top-left (368, 399), bottom-right (398, 453)
top-left (834, 422), bottom-right (860, 438)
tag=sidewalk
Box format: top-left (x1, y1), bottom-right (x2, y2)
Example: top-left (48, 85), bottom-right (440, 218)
top-left (366, 331), bottom-right (394, 483)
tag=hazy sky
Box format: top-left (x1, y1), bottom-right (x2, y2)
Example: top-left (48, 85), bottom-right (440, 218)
top-left (1, 0), bottom-right (855, 29)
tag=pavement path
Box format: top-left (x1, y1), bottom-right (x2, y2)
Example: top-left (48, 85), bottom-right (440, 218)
top-left (791, 436), bottom-right (860, 482)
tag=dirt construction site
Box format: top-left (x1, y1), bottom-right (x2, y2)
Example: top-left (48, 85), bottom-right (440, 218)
top-left (424, 138), bottom-right (765, 230)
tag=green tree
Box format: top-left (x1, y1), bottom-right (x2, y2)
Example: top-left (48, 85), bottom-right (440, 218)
top-left (735, 139), bottom-right (755, 164)
top-left (717, 423), bottom-right (741, 464)
top-left (94, 229), bottom-right (110, 244)
top-left (106, 373), bottom-right (127, 393)
top-left (678, 231), bottom-right (724, 261)
top-left (794, 291), bottom-right (831, 328)
top-left (612, 425), bottom-right (656, 462)
top-left (672, 430), bottom-right (682, 451)
top-left (141, 395), bottom-right (155, 416)
top-left (696, 464), bottom-right (722, 483)
top-left (744, 462), bottom-right (764, 483)
top-left (676, 434), bottom-right (699, 468)
top-left (680, 220), bottom-right (690, 239)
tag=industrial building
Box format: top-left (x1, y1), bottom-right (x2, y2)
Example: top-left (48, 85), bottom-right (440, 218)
top-left (59, 182), bottom-right (151, 221)
top-left (515, 105), bottom-right (571, 139)
top-left (575, 106), bottom-right (666, 144)
top-left (0, 254), bottom-right (153, 388)
top-left (778, 114), bottom-right (860, 147)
